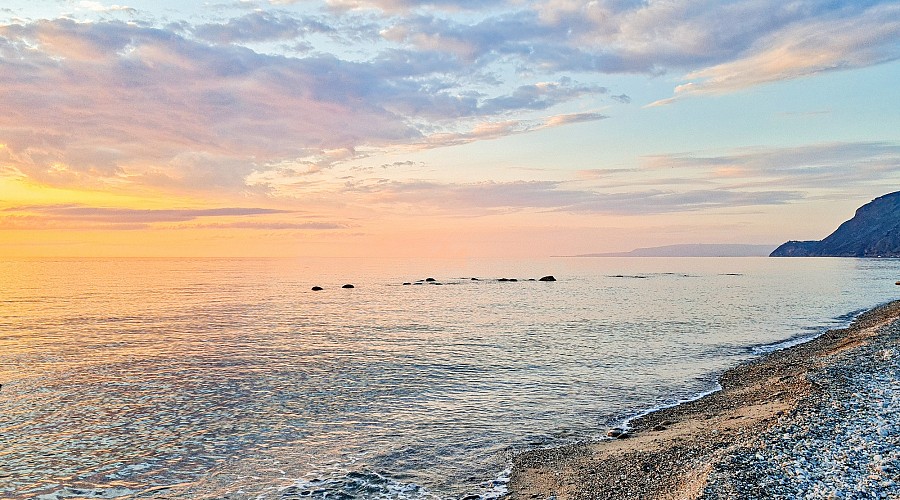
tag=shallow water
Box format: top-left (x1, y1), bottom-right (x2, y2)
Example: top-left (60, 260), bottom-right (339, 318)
top-left (1, 257), bottom-right (899, 499)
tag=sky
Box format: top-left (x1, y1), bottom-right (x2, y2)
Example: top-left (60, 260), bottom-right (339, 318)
top-left (0, 0), bottom-right (898, 258)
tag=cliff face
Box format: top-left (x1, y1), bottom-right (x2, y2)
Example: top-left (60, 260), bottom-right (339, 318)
top-left (771, 191), bottom-right (900, 257)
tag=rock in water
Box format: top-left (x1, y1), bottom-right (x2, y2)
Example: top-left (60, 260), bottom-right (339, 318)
top-left (606, 428), bottom-right (627, 438)
top-left (538, 275), bottom-right (557, 281)
top-left (311, 286), bottom-right (324, 291)
top-left (771, 191), bottom-right (900, 257)
top-left (342, 284), bottom-right (355, 289)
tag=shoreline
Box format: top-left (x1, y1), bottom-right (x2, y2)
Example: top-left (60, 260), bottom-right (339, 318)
top-left (504, 300), bottom-right (900, 499)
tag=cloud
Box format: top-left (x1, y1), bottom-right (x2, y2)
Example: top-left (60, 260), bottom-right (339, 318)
top-left (0, 204), bottom-right (296, 229)
top-left (323, 0), bottom-right (509, 13)
top-left (563, 189), bottom-right (802, 215)
top-left (0, 19), bottom-right (424, 190)
top-left (0, 17), bottom-right (617, 192)
top-left (193, 11), bottom-right (337, 44)
top-left (2, 1), bottom-right (896, 199)
top-left (478, 79), bottom-right (610, 114)
top-left (76, 2), bottom-right (136, 14)
top-left (641, 142), bottom-right (900, 188)
top-left (175, 221), bottom-right (347, 230)
top-left (373, 1), bottom-right (899, 103)
top-left (417, 110), bottom-right (608, 148)
top-left (545, 112), bottom-right (609, 127)
top-left (343, 179), bottom-right (801, 215)
top-left (648, 2), bottom-right (900, 105)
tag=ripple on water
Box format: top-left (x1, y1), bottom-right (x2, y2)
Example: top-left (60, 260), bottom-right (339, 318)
top-left (2, 257), bottom-right (899, 498)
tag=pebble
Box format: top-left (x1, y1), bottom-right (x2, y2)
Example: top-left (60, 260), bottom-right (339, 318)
top-left (701, 320), bottom-right (900, 499)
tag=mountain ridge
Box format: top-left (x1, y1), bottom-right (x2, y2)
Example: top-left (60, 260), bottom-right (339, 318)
top-left (771, 191), bottom-right (900, 257)
top-left (570, 244), bottom-right (778, 258)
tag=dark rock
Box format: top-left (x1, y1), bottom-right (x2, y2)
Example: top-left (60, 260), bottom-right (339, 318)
top-left (471, 277), bottom-right (480, 281)
top-left (768, 240), bottom-right (820, 257)
top-left (606, 428), bottom-right (626, 438)
top-left (425, 277), bottom-right (436, 282)
top-left (538, 275), bottom-right (557, 281)
top-left (342, 284), bottom-right (355, 289)
top-left (771, 191), bottom-right (900, 257)
top-left (498, 278), bottom-right (510, 282)
top-left (402, 282), bottom-right (411, 285)
top-left (509, 278), bottom-right (518, 282)
top-left (311, 286), bottom-right (324, 291)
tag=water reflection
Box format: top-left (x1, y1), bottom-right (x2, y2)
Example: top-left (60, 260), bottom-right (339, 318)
top-left (1, 257), bottom-right (898, 498)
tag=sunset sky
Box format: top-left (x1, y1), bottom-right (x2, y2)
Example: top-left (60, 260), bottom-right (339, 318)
top-left (1, 0), bottom-right (898, 257)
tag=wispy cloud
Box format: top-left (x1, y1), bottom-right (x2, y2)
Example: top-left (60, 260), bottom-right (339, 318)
top-left (641, 142), bottom-right (900, 188)
top-left (343, 179), bottom-right (801, 215)
top-left (0, 204), bottom-right (306, 229)
top-left (648, 2), bottom-right (900, 105)
top-left (418, 110), bottom-right (607, 148)
top-left (174, 221), bottom-right (347, 230)
top-left (75, 1), bottom-right (136, 15)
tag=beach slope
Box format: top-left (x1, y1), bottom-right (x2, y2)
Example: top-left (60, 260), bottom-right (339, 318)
top-left (506, 300), bottom-right (900, 499)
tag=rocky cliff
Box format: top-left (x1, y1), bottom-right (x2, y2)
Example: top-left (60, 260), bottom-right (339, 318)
top-left (771, 191), bottom-right (900, 257)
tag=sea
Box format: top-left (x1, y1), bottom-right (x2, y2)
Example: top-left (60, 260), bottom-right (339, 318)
top-left (2, 256), bottom-right (899, 499)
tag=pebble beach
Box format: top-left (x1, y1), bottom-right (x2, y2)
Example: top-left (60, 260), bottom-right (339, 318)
top-left (506, 300), bottom-right (900, 499)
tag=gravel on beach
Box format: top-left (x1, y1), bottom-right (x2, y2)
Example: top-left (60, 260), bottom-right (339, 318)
top-left (505, 301), bottom-right (900, 500)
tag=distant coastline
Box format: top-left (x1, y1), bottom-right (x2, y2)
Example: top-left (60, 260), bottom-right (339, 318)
top-left (564, 244), bottom-right (778, 258)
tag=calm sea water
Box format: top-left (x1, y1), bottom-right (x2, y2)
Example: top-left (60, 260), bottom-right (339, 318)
top-left (2, 257), bottom-right (900, 499)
